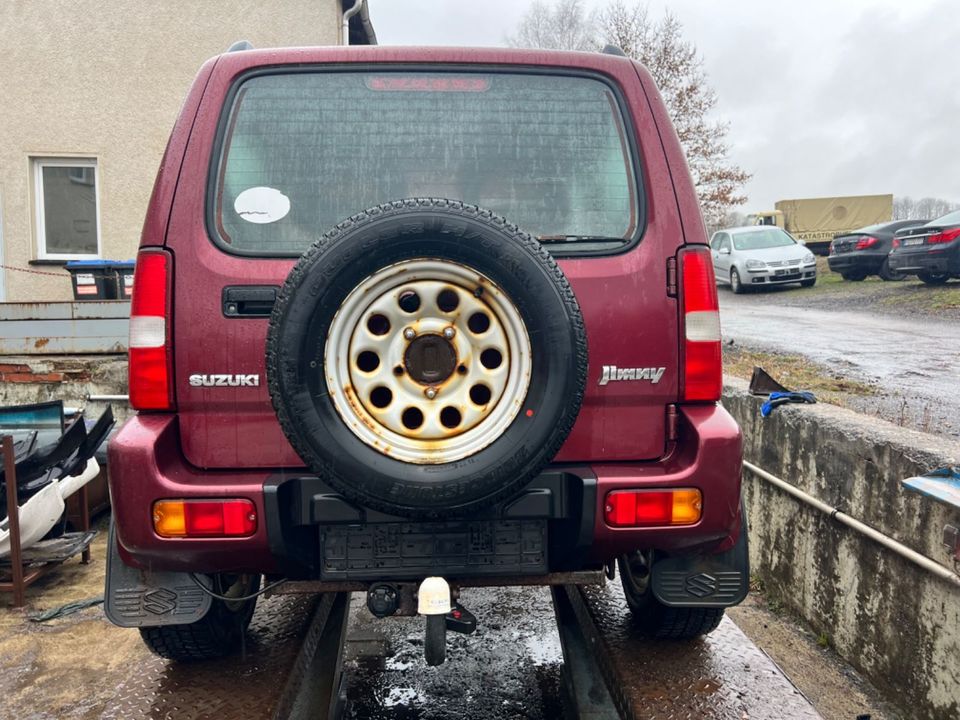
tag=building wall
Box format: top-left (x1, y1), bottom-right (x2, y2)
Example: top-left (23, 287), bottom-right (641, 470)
top-left (0, 0), bottom-right (344, 302)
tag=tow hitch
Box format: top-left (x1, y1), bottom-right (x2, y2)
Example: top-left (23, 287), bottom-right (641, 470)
top-left (418, 577), bottom-right (477, 666)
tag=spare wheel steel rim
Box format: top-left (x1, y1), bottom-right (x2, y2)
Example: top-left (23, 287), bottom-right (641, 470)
top-left (324, 258), bottom-right (532, 464)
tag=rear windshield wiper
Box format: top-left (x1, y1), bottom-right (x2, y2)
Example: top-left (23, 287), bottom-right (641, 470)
top-left (536, 235), bottom-right (627, 244)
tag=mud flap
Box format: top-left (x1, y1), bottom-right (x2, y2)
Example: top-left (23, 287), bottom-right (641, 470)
top-left (651, 512), bottom-right (750, 608)
top-left (104, 521), bottom-right (211, 628)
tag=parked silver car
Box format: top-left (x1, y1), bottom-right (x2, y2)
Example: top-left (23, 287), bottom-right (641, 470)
top-left (710, 226), bottom-right (817, 293)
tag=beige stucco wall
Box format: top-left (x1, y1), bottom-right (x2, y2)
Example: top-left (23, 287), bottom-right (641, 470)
top-left (0, 0), bottom-right (344, 302)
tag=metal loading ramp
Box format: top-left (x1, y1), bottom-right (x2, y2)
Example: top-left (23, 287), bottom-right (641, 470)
top-left (561, 581), bottom-right (822, 719)
top-left (93, 582), bottom-right (821, 719)
top-left (99, 593), bottom-right (348, 720)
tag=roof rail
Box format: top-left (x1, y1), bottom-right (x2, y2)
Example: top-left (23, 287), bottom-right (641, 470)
top-left (226, 40), bottom-right (253, 53)
top-left (601, 44), bottom-right (626, 57)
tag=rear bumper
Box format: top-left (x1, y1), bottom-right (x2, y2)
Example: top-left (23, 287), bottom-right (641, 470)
top-left (109, 405), bottom-right (742, 577)
top-left (827, 251), bottom-right (885, 275)
top-left (888, 247), bottom-right (960, 275)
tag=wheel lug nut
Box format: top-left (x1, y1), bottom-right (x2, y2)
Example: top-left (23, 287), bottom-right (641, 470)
top-left (425, 387), bottom-right (438, 399)
top-left (443, 326), bottom-right (456, 339)
top-left (403, 327), bottom-right (416, 340)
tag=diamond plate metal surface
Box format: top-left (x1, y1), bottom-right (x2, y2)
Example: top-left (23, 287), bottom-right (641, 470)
top-left (572, 582), bottom-right (823, 720)
top-left (100, 595), bottom-right (321, 720)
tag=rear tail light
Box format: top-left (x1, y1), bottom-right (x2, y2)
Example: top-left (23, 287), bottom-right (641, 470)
top-left (129, 249), bottom-right (173, 410)
top-left (679, 247), bottom-right (722, 402)
top-left (892, 238), bottom-right (900, 249)
top-left (604, 488), bottom-right (703, 527)
top-left (928, 227), bottom-right (960, 244)
top-left (855, 235), bottom-right (879, 250)
top-left (153, 499), bottom-right (258, 538)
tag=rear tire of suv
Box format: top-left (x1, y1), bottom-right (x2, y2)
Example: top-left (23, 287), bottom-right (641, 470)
top-left (918, 272), bottom-right (950, 285)
top-left (617, 551), bottom-right (724, 639)
top-left (138, 574), bottom-right (260, 661)
top-left (267, 199), bottom-right (588, 518)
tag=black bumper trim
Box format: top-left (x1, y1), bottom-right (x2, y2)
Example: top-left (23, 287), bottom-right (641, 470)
top-left (263, 466), bottom-right (598, 578)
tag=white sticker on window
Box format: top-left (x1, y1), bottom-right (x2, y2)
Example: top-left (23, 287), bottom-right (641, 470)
top-left (234, 187), bottom-right (290, 224)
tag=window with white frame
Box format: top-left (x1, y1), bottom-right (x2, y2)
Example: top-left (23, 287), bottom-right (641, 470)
top-left (34, 158), bottom-right (101, 259)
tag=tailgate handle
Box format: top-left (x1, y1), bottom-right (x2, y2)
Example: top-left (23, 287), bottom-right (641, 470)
top-left (222, 286), bottom-right (278, 317)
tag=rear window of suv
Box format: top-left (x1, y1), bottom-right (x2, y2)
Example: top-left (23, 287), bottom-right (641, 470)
top-left (210, 70), bottom-right (640, 256)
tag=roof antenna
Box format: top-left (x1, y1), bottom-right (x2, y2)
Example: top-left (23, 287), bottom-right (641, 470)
top-left (226, 40), bottom-right (253, 53)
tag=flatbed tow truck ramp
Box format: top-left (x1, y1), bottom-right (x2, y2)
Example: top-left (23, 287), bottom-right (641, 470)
top-left (97, 581), bottom-right (820, 719)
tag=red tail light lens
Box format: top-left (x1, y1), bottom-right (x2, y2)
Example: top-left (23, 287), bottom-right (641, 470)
top-left (892, 238), bottom-right (900, 249)
top-left (153, 499), bottom-right (258, 538)
top-left (604, 489), bottom-right (703, 527)
top-left (129, 249), bottom-right (173, 410)
top-left (855, 235), bottom-right (879, 250)
top-left (928, 227), bottom-right (960, 244)
top-left (680, 247), bottom-right (722, 402)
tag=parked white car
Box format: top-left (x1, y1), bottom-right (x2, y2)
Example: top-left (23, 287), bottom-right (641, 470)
top-left (710, 226), bottom-right (817, 293)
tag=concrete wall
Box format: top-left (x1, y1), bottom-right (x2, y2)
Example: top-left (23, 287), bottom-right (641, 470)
top-left (723, 377), bottom-right (960, 720)
top-left (0, 0), bottom-right (343, 302)
top-left (0, 355), bottom-right (129, 424)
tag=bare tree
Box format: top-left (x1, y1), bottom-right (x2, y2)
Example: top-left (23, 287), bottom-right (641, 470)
top-left (597, 3), bottom-right (749, 226)
top-left (506, 0), bottom-right (597, 51)
top-left (893, 196), bottom-right (915, 220)
top-left (894, 196), bottom-right (959, 220)
top-left (508, 0), bottom-right (750, 226)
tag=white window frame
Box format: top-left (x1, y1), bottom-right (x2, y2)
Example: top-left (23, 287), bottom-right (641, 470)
top-left (33, 157), bottom-right (102, 260)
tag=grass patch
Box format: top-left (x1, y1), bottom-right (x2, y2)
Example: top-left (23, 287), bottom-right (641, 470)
top-left (723, 345), bottom-right (876, 402)
top-left (877, 284), bottom-right (960, 311)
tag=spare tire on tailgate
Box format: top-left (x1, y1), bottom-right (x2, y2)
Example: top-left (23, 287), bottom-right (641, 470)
top-left (267, 199), bottom-right (587, 518)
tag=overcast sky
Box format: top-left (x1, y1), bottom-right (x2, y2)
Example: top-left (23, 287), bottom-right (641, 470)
top-left (366, 0), bottom-right (959, 212)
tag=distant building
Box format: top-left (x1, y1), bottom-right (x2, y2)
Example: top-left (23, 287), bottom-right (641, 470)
top-left (0, 0), bottom-right (375, 301)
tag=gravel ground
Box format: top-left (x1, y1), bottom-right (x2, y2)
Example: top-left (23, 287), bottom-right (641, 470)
top-left (719, 274), bottom-right (960, 438)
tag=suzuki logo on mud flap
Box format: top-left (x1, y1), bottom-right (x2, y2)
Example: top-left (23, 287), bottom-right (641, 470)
top-left (188, 374), bottom-right (260, 388)
top-left (598, 365), bottom-right (666, 386)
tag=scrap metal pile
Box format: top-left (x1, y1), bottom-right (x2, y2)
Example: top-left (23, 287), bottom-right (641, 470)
top-left (0, 401), bottom-right (113, 559)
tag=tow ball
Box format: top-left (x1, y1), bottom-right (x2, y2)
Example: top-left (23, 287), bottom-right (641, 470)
top-left (418, 577), bottom-right (477, 666)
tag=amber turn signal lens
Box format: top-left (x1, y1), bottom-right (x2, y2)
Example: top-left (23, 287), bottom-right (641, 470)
top-left (603, 488), bottom-right (703, 527)
top-left (152, 499), bottom-right (257, 538)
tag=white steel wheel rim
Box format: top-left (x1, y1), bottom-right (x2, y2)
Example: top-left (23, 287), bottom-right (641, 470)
top-left (324, 258), bottom-right (532, 465)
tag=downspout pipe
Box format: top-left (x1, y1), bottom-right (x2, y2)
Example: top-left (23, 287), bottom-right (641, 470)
top-left (342, 0), bottom-right (364, 46)
top-left (742, 460), bottom-right (960, 588)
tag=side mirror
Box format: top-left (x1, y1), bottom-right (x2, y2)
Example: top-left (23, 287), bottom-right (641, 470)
top-left (720, 247), bottom-right (731, 255)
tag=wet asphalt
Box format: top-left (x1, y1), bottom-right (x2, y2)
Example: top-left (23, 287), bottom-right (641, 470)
top-left (340, 587), bottom-right (566, 719)
top-left (718, 288), bottom-right (960, 436)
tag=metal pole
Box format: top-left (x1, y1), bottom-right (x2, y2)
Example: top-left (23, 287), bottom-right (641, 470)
top-left (342, 0), bottom-right (364, 46)
top-left (79, 482), bottom-right (91, 565)
top-left (742, 460), bottom-right (960, 588)
top-left (2, 435), bottom-right (25, 607)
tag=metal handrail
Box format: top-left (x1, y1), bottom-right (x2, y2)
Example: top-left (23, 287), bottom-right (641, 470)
top-left (742, 460), bottom-right (960, 587)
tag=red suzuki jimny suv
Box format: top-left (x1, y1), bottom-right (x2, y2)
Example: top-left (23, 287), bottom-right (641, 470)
top-left (105, 44), bottom-right (747, 665)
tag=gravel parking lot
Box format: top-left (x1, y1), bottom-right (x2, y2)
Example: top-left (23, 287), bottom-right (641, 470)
top-left (719, 263), bottom-right (960, 437)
